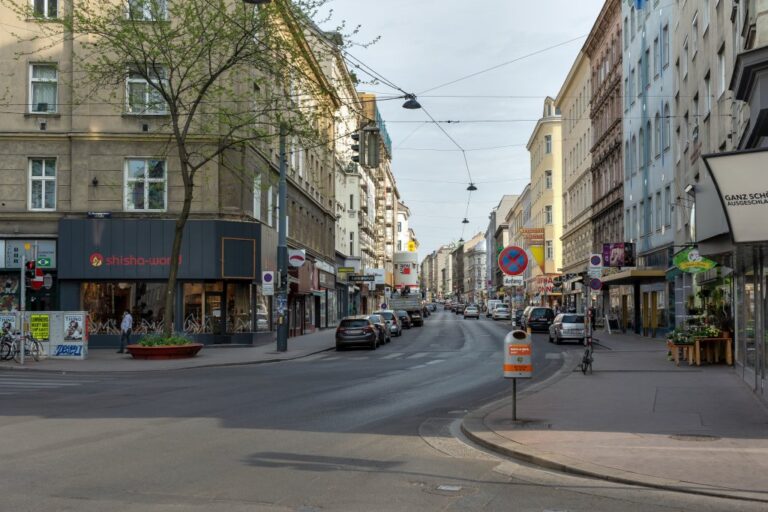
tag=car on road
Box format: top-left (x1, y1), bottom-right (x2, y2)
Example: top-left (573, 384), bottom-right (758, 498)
top-left (410, 310), bottom-right (424, 327)
top-left (514, 308), bottom-right (524, 326)
top-left (492, 304), bottom-right (512, 321)
top-left (396, 310), bottom-right (412, 329)
top-left (548, 313), bottom-right (586, 344)
top-left (428, 303), bottom-right (437, 312)
top-left (486, 299), bottom-right (501, 318)
top-left (454, 304), bottom-right (466, 315)
top-left (374, 310), bottom-right (402, 337)
top-left (335, 316), bottom-right (379, 350)
top-left (366, 314), bottom-right (391, 344)
top-left (463, 305), bottom-right (480, 319)
top-left (522, 307), bottom-right (556, 332)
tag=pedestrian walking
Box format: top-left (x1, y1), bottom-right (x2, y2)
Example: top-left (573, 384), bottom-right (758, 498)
top-left (118, 310), bottom-right (133, 353)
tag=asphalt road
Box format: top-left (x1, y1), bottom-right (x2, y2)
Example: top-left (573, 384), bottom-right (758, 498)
top-left (0, 310), bottom-right (760, 511)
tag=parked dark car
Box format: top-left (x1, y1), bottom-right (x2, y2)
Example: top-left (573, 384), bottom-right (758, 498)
top-left (396, 310), bottom-right (412, 329)
top-left (514, 308), bottom-right (524, 326)
top-left (523, 307), bottom-right (556, 332)
top-left (366, 314), bottom-right (391, 344)
top-left (454, 304), bottom-right (466, 315)
top-left (410, 310), bottom-right (424, 327)
top-left (335, 316), bottom-right (378, 350)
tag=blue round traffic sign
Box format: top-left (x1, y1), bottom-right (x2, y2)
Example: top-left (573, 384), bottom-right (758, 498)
top-left (590, 278), bottom-right (603, 291)
top-left (498, 246), bottom-right (528, 276)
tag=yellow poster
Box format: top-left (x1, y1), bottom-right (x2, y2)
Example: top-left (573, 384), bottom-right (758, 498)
top-left (529, 245), bottom-right (545, 272)
top-left (30, 314), bottom-right (50, 341)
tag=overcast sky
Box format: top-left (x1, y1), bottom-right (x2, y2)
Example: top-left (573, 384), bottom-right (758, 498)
top-left (318, 0), bottom-right (606, 258)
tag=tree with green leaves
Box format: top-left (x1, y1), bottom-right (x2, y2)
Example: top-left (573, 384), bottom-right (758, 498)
top-left (3, 0), bottom-right (352, 337)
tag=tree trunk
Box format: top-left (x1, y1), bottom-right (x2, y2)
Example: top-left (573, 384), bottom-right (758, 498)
top-left (163, 164), bottom-right (194, 338)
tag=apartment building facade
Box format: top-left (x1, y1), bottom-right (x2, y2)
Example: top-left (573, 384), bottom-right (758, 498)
top-left (556, 51), bottom-right (593, 313)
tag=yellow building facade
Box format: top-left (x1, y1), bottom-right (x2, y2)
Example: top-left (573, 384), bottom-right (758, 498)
top-left (526, 98), bottom-right (563, 304)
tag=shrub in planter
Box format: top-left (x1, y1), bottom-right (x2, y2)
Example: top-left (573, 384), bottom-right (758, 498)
top-left (139, 334), bottom-right (194, 347)
top-left (127, 334), bottom-right (202, 360)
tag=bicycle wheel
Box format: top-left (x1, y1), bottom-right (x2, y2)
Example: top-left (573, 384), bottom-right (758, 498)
top-left (0, 339), bottom-right (12, 361)
top-left (28, 340), bottom-right (42, 362)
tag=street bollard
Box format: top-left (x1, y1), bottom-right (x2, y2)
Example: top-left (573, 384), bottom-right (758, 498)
top-left (504, 330), bottom-right (533, 421)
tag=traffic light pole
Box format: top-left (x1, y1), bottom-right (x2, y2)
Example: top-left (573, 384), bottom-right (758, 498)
top-left (19, 257), bottom-right (25, 365)
top-left (276, 122), bottom-right (289, 352)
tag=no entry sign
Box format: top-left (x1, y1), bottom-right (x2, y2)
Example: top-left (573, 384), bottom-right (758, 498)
top-left (498, 246), bottom-right (528, 276)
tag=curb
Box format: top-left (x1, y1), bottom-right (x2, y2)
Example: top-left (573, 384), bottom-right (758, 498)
top-left (0, 346), bottom-right (337, 375)
top-left (460, 354), bottom-right (768, 504)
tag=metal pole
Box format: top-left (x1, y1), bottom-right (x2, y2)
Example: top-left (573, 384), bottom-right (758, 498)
top-left (276, 123), bottom-right (289, 352)
top-left (512, 378), bottom-right (517, 421)
top-left (19, 255), bottom-right (25, 365)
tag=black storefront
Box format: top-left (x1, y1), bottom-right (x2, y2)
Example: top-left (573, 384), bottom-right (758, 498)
top-left (58, 218), bottom-right (270, 347)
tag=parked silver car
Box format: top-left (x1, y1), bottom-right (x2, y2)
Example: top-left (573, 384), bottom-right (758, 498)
top-left (548, 313), bottom-right (586, 344)
top-left (463, 305), bottom-right (480, 319)
top-left (492, 304), bottom-right (512, 321)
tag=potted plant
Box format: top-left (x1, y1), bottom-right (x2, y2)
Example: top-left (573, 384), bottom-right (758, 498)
top-left (126, 334), bottom-right (203, 360)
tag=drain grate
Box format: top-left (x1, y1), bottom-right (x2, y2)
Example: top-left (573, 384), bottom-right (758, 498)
top-left (669, 434), bottom-right (721, 442)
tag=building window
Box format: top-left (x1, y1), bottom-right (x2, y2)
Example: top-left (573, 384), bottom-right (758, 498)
top-left (267, 186), bottom-right (274, 226)
top-left (545, 240), bottom-right (553, 260)
top-left (350, 232), bottom-right (354, 256)
top-left (653, 37), bottom-right (660, 77)
top-left (704, 73), bottom-right (712, 115)
top-left (629, 68), bottom-right (636, 101)
top-left (654, 113), bottom-right (661, 157)
top-left (32, 0), bottom-right (57, 19)
top-left (718, 46), bottom-right (726, 97)
top-left (29, 64), bottom-right (57, 113)
top-left (253, 175), bottom-right (261, 221)
top-left (127, 0), bottom-right (168, 21)
top-left (630, 135), bottom-right (637, 175)
top-left (397, 240), bottom-right (401, 251)
top-left (29, 158), bottom-right (56, 211)
top-left (544, 135), bottom-right (552, 154)
top-left (663, 103), bottom-right (671, 150)
top-left (662, 24), bottom-right (670, 67)
top-left (125, 158), bottom-right (166, 211)
top-left (545, 205), bottom-right (553, 224)
top-left (545, 170), bottom-right (552, 189)
top-left (664, 185), bottom-right (672, 226)
top-left (397, 221), bottom-right (402, 233)
top-left (691, 13), bottom-right (698, 58)
top-left (638, 127), bottom-right (645, 170)
top-left (655, 191), bottom-right (662, 230)
top-left (682, 37), bottom-right (689, 78)
top-left (126, 67), bottom-right (168, 114)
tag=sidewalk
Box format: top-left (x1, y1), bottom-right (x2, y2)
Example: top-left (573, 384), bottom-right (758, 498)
top-left (462, 332), bottom-right (768, 502)
top-left (0, 329), bottom-right (336, 373)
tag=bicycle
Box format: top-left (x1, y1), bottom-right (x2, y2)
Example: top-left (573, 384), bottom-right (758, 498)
top-left (3, 333), bottom-right (42, 363)
top-left (0, 333), bottom-right (13, 361)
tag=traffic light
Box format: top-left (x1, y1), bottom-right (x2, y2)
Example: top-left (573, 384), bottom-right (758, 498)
top-left (351, 129), bottom-right (366, 165)
top-left (24, 260), bottom-right (35, 281)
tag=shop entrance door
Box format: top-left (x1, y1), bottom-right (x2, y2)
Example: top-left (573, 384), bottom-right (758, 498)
top-left (205, 292), bottom-right (224, 336)
top-left (641, 293), bottom-right (650, 337)
top-left (650, 292), bottom-right (659, 338)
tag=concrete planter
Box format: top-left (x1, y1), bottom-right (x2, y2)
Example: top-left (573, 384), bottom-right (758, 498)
top-left (126, 343), bottom-right (203, 360)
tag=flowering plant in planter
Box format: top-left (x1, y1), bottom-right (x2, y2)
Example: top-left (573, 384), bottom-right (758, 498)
top-left (139, 334), bottom-right (194, 347)
top-left (667, 327), bottom-right (693, 345)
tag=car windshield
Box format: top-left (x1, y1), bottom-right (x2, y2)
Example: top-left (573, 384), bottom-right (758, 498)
top-left (466, 307), bottom-right (477, 311)
top-left (496, 306), bottom-right (509, 311)
top-left (397, 311), bottom-right (408, 316)
top-left (376, 312), bottom-right (395, 321)
top-left (562, 315), bottom-right (584, 323)
top-left (368, 315), bottom-right (382, 323)
top-left (341, 319), bottom-right (368, 328)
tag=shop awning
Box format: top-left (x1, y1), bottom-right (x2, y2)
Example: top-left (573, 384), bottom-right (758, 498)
top-left (601, 269), bottom-right (667, 285)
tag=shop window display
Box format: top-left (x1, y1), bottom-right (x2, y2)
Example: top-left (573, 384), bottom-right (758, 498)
top-left (0, 274), bottom-right (20, 311)
top-left (81, 282), bottom-right (167, 334)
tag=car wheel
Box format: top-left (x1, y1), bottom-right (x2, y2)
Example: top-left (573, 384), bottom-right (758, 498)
top-left (555, 336), bottom-right (561, 345)
top-left (371, 339), bottom-right (378, 350)
top-left (548, 334), bottom-right (553, 343)
top-left (336, 344), bottom-right (343, 351)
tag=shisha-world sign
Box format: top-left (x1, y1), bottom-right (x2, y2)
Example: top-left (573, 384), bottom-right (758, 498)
top-left (705, 148), bottom-right (768, 243)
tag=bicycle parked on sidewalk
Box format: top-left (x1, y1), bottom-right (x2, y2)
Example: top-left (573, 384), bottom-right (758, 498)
top-left (0, 332), bottom-right (42, 363)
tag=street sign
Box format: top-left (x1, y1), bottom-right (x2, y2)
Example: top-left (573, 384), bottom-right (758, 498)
top-left (587, 267), bottom-right (603, 278)
top-left (30, 269), bottom-right (44, 291)
top-left (337, 267), bottom-right (355, 273)
top-left (43, 274), bottom-right (53, 290)
top-left (349, 274), bottom-right (375, 282)
top-left (262, 271), bottom-right (275, 296)
top-left (590, 278), bottom-right (603, 291)
top-left (288, 249), bottom-right (306, 268)
top-left (407, 240), bottom-right (417, 252)
top-left (498, 246), bottom-right (528, 276)
top-left (589, 253), bottom-right (603, 269)
top-left (504, 275), bottom-right (524, 287)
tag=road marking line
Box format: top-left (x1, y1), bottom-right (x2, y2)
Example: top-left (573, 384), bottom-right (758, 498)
top-left (426, 359), bottom-right (446, 365)
top-left (408, 365), bottom-right (427, 370)
top-left (407, 352), bottom-right (429, 359)
top-left (545, 353), bottom-right (563, 360)
top-left (322, 357), bottom-right (340, 361)
top-left (381, 353), bottom-right (403, 359)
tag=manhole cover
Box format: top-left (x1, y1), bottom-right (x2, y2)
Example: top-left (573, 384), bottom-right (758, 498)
top-left (669, 434), bottom-right (721, 442)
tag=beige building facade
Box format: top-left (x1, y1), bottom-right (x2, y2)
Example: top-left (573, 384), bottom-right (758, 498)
top-left (556, 51), bottom-right (593, 312)
top-left (526, 98), bottom-right (563, 305)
